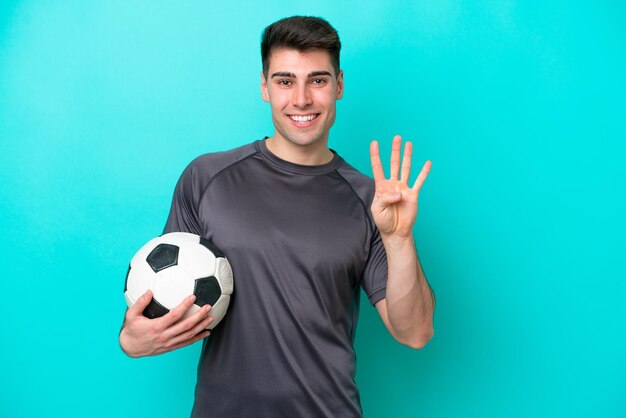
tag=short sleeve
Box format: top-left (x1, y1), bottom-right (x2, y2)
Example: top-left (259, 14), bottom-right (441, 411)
top-left (163, 161), bottom-right (204, 236)
top-left (361, 225), bottom-right (388, 306)
top-left (162, 143), bottom-right (259, 236)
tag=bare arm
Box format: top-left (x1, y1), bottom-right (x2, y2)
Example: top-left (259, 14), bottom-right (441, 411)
top-left (370, 136), bottom-right (435, 349)
top-left (374, 237), bottom-right (435, 349)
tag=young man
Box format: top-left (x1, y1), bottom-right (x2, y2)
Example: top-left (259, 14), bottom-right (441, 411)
top-left (120, 16), bottom-right (435, 417)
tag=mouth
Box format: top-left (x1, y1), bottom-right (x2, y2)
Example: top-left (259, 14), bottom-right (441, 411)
top-left (287, 113), bottom-right (320, 126)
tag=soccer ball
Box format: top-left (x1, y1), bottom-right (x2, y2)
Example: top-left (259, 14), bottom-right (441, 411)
top-left (124, 232), bottom-right (234, 329)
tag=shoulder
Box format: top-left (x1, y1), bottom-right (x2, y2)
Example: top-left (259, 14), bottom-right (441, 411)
top-left (183, 141), bottom-right (260, 182)
top-left (335, 160), bottom-right (376, 206)
top-left (171, 140), bottom-right (261, 208)
top-left (164, 140), bottom-right (261, 235)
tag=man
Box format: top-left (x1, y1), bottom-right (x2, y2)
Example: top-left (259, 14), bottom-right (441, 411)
top-left (120, 16), bottom-right (435, 417)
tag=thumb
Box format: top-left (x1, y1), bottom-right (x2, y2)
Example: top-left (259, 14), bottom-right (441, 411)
top-left (372, 192), bottom-right (401, 211)
top-left (128, 289), bottom-right (153, 317)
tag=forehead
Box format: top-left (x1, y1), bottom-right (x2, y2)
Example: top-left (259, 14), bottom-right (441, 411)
top-left (267, 48), bottom-right (336, 76)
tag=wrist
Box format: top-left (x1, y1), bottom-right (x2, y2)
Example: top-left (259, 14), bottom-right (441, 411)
top-left (380, 233), bottom-right (415, 251)
top-left (119, 327), bottom-right (142, 358)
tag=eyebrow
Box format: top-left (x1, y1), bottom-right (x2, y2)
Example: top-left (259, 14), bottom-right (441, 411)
top-left (270, 70), bottom-right (333, 79)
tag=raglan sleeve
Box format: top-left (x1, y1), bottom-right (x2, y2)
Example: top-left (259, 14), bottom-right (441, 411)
top-left (163, 159), bottom-right (205, 236)
top-left (361, 218), bottom-right (389, 306)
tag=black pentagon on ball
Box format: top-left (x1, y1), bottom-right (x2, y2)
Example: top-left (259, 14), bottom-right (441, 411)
top-left (143, 298), bottom-right (170, 319)
top-left (194, 276), bottom-right (222, 306)
top-left (199, 237), bottom-right (225, 258)
top-left (146, 243), bottom-right (179, 273)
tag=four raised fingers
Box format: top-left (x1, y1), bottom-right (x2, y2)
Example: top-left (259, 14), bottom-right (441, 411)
top-left (370, 135), bottom-right (429, 187)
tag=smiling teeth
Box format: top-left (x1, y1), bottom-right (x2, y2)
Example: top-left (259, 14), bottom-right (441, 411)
top-left (289, 114), bottom-right (318, 123)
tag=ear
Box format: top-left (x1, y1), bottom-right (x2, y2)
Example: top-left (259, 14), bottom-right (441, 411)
top-left (261, 71), bottom-right (270, 102)
top-left (336, 69), bottom-right (344, 100)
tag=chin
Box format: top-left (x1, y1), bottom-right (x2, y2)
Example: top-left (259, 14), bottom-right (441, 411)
top-left (286, 135), bottom-right (326, 148)
top-left (276, 126), bottom-right (325, 147)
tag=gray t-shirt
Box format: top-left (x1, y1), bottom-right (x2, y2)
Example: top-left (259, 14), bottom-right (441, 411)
top-left (164, 139), bottom-right (388, 418)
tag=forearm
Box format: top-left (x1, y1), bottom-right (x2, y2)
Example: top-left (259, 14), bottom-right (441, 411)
top-left (382, 234), bottom-right (435, 347)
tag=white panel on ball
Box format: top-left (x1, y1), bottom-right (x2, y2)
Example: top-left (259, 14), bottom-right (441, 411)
top-left (209, 295), bottom-right (231, 329)
top-left (178, 242), bottom-right (216, 279)
top-left (215, 257), bottom-right (234, 294)
top-left (153, 266), bottom-right (195, 309)
top-left (126, 260), bottom-right (156, 301)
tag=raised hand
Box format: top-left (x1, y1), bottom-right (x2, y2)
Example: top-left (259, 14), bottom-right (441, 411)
top-left (370, 135), bottom-right (431, 239)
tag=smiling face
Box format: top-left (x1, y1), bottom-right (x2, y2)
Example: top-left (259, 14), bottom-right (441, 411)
top-left (261, 48), bottom-right (344, 159)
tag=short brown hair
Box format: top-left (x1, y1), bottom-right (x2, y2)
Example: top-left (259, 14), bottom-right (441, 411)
top-left (261, 16), bottom-right (341, 78)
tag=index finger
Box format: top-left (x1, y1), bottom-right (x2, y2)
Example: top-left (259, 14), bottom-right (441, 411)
top-left (160, 294), bottom-right (197, 327)
top-left (126, 289), bottom-right (154, 319)
top-left (370, 140), bottom-right (385, 182)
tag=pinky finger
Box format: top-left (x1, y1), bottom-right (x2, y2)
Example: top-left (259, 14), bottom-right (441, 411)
top-left (169, 331), bottom-right (210, 352)
top-left (169, 315), bottom-right (214, 348)
top-left (411, 160), bottom-right (432, 192)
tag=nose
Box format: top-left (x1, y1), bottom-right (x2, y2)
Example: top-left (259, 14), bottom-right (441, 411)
top-left (292, 83), bottom-right (312, 108)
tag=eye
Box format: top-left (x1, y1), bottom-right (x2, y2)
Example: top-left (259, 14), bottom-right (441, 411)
top-left (276, 79), bottom-right (292, 86)
top-left (311, 78), bottom-right (327, 86)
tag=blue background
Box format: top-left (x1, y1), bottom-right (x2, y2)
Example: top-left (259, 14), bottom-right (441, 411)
top-left (1, 1), bottom-right (624, 417)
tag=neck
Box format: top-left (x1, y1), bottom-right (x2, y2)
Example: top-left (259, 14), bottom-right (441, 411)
top-left (265, 136), bottom-right (334, 166)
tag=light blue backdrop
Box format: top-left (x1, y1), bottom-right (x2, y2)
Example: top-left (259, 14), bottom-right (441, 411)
top-left (1, 1), bottom-right (624, 417)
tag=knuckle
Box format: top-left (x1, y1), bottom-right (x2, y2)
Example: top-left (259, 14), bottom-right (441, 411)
top-left (190, 322), bottom-right (208, 338)
top-left (150, 320), bottom-right (166, 335)
top-left (154, 334), bottom-right (167, 345)
top-left (169, 309), bottom-right (184, 322)
top-left (181, 319), bottom-right (195, 332)
top-left (163, 339), bottom-right (176, 349)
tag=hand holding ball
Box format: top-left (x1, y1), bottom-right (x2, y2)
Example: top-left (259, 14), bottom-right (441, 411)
top-left (124, 232), bottom-right (234, 330)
